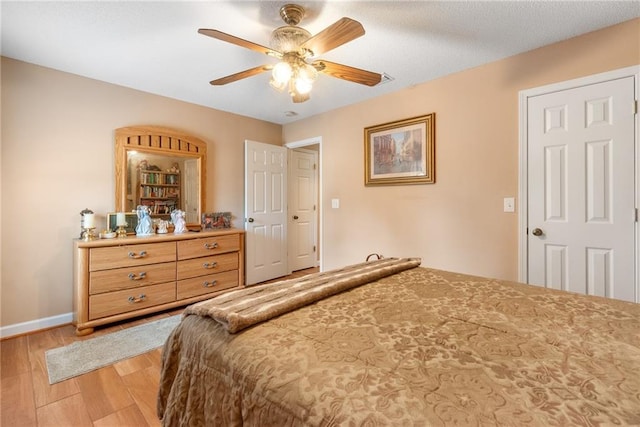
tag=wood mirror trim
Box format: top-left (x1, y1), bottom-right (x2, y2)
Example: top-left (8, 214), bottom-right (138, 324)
top-left (115, 125), bottom-right (207, 228)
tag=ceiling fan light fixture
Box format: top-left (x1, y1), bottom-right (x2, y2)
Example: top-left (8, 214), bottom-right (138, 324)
top-left (294, 62), bottom-right (317, 95)
top-left (294, 77), bottom-right (313, 95)
top-left (269, 77), bottom-right (287, 92)
top-left (200, 3), bottom-right (381, 104)
top-left (272, 61), bottom-right (293, 84)
top-left (290, 89), bottom-right (310, 103)
top-left (299, 63), bottom-right (318, 82)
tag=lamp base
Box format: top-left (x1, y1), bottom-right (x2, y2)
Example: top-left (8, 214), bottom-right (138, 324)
top-left (116, 225), bottom-right (127, 238)
top-left (81, 227), bottom-right (96, 241)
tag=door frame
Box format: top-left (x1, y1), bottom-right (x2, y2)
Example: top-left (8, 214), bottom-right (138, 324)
top-left (285, 136), bottom-right (323, 272)
top-left (517, 65), bottom-right (639, 297)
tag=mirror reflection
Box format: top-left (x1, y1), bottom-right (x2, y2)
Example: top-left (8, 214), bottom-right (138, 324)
top-left (126, 152), bottom-right (200, 223)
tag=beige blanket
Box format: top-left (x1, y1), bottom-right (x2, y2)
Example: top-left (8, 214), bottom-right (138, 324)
top-left (159, 266), bottom-right (640, 426)
top-left (184, 257), bottom-right (421, 333)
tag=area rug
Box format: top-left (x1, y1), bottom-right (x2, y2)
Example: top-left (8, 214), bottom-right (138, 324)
top-left (45, 314), bottom-right (182, 384)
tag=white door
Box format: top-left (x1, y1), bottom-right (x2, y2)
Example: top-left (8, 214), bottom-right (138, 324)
top-left (527, 76), bottom-right (636, 302)
top-left (244, 140), bottom-right (288, 285)
top-left (288, 149), bottom-right (318, 271)
top-left (183, 159), bottom-right (199, 223)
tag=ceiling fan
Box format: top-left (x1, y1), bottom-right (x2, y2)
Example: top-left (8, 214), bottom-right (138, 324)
top-left (198, 3), bottom-right (382, 103)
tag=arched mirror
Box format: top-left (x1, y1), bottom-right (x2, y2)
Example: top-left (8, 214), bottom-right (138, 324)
top-left (115, 126), bottom-right (206, 229)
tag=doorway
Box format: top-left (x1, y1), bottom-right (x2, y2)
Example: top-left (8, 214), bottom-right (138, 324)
top-left (288, 148), bottom-right (319, 272)
top-left (519, 66), bottom-right (639, 302)
top-left (243, 138), bottom-right (322, 285)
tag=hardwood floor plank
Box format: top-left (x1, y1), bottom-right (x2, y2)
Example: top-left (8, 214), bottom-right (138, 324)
top-left (27, 328), bottom-right (64, 354)
top-left (0, 335), bottom-right (31, 378)
top-left (121, 366), bottom-right (163, 426)
top-left (75, 366), bottom-right (135, 421)
top-left (35, 393), bottom-right (93, 427)
top-left (113, 352), bottom-right (154, 377)
top-left (1, 371), bottom-right (37, 426)
top-left (93, 404), bottom-right (151, 427)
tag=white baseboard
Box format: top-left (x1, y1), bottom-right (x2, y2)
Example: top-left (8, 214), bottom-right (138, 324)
top-left (1, 312), bottom-right (73, 339)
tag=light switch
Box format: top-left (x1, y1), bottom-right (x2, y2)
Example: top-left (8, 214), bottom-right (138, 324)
top-left (331, 198), bottom-right (340, 209)
top-left (503, 197), bottom-right (515, 213)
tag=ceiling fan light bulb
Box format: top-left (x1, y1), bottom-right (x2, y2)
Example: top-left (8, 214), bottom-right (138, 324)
top-left (298, 63), bottom-right (318, 82)
top-left (269, 77), bottom-right (287, 92)
top-left (272, 62), bottom-right (292, 84)
top-left (295, 77), bottom-right (313, 95)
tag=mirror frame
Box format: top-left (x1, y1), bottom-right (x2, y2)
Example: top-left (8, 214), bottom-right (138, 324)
top-left (115, 125), bottom-right (207, 229)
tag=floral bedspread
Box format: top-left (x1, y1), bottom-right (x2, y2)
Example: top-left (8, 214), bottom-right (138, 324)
top-left (158, 267), bottom-right (640, 426)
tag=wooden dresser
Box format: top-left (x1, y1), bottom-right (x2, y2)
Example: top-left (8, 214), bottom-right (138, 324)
top-left (73, 229), bottom-right (244, 335)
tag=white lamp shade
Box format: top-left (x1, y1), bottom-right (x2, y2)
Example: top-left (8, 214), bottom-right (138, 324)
top-left (272, 62), bottom-right (292, 84)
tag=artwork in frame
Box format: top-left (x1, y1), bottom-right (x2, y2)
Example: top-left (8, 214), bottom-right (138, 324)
top-left (105, 212), bottom-right (138, 235)
top-left (202, 212), bottom-right (232, 229)
top-left (364, 113), bottom-right (435, 186)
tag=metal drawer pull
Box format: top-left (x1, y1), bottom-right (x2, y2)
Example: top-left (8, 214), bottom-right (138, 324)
top-left (128, 294), bottom-right (146, 303)
top-left (203, 262), bottom-right (218, 269)
top-left (128, 251), bottom-right (147, 259)
top-left (204, 242), bottom-right (219, 249)
top-left (203, 280), bottom-right (218, 288)
top-left (128, 272), bottom-right (147, 281)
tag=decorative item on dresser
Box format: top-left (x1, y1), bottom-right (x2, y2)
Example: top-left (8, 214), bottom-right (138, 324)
top-left (73, 229), bottom-right (245, 336)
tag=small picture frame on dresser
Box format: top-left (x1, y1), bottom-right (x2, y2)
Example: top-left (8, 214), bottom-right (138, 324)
top-left (202, 212), bottom-right (231, 229)
top-left (106, 212), bottom-right (138, 235)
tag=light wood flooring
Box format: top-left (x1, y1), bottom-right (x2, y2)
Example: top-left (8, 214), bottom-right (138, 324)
top-left (0, 267), bottom-right (318, 426)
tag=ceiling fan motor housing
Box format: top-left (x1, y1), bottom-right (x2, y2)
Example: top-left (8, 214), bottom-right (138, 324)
top-left (279, 4), bottom-right (305, 26)
top-left (270, 26), bottom-right (311, 55)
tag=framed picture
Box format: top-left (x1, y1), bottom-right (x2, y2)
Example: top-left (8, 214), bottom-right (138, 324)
top-left (364, 113), bottom-right (435, 186)
top-left (106, 212), bottom-right (138, 235)
top-left (202, 212), bottom-right (232, 229)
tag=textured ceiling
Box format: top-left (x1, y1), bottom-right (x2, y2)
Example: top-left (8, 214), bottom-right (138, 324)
top-left (2, 1), bottom-right (639, 124)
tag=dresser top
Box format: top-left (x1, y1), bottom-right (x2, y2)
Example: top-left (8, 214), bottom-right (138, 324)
top-left (75, 228), bottom-right (244, 248)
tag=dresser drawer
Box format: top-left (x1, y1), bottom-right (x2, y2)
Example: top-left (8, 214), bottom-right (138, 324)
top-left (89, 282), bottom-right (176, 320)
top-left (89, 242), bottom-right (176, 271)
top-left (89, 261), bottom-right (176, 294)
top-left (177, 234), bottom-right (240, 260)
top-left (177, 270), bottom-right (238, 300)
top-left (176, 252), bottom-right (238, 280)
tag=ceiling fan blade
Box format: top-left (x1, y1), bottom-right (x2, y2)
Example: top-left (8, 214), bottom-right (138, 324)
top-left (198, 29), bottom-right (281, 58)
top-left (301, 17), bottom-right (365, 56)
top-left (312, 60), bottom-right (382, 86)
top-left (210, 65), bottom-right (272, 86)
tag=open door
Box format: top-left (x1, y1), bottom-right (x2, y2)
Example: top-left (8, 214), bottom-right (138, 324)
top-left (288, 148), bottom-right (318, 272)
top-left (244, 140), bottom-right (288, 285)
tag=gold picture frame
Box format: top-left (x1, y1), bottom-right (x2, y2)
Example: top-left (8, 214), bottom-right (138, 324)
top-left (364, 113), bottom-right (435, 186)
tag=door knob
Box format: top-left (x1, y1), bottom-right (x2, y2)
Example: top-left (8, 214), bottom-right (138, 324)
top-left (531, 228), bottom-right (544, 236)
top-left (247, 218), bottom-right (254, 223)
top-left (293, 215), bottom-right (299, 220)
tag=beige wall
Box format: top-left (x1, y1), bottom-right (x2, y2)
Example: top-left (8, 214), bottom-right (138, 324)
top-left (0, 57), bottom-right (281, 329)
top-left (283, 19), bottom-right (640, 276)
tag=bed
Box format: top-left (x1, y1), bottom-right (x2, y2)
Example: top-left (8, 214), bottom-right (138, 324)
top-left (157, 258), bottom-right (640, 426)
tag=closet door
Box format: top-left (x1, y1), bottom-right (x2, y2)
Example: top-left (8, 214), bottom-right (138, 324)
top-left (527, 76), bottom-right (636, 302)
